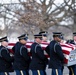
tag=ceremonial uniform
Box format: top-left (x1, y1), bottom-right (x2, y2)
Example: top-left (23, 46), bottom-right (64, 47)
top-left (0, 36), bottom-right (14, 75)
top-left (66, 32), bottom-right (76, 75)
top-left (12, 34), bottom-right (31, 75)
top-left (29, 34), bottom-right (48, 75)
top-left (46, 32), bottom-right (64, 75)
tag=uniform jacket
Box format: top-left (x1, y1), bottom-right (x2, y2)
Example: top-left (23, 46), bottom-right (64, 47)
top-left (29, 42), bottom-right (48, 70)
top-left (46, 40), bottom-right (64, 69)
top-left (12, 42), bottom-right (31, 70)
top-left (67, 40), bottom-right (76, 45)
top-left (0, 45), bottom-right (14, 72)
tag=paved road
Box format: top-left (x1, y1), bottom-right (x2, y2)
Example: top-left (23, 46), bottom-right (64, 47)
top-left (63, 67), bottom-right (69, 75)
top-left (9, 66), bottom-right (69, 75)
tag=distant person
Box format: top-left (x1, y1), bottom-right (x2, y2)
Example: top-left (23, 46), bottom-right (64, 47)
top-left (12, 34), bottom-right (31, 75)
top-left (66, 32), bottom-right (76, 75)
top-left (46, 32), bottom-right (65, 75)
top-left (0, 36), bottom-right (14, 75)
top-left (29, 34), bottom-right (48, 75)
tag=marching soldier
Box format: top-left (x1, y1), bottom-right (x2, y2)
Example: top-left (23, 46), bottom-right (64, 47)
top-left (0, 36), bottom-right (14, 75)
top-left (66, 32), bottom-right (76, 75)
top-left (29, 34), bottom-right (48, 75)
top-left (12, 34), bottom-right (31, 75)
top-left (46, 32), bottom-right (64, 75)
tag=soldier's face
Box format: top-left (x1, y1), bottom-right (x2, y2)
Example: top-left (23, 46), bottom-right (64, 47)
top-left (2, 41), bottom-right (8, 47)
top-left (42, 36), bottom-right (47, 41)
top-left (74, 36), bottom-right (76, 41)
top-left (20, 39), bottom-right (27, 44)
top-left (56, 37), bottom-right (61, 42)
top-left (36, 38), bottom-right (42, 43)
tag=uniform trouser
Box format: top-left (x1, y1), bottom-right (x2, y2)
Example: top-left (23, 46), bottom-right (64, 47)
top-left (68, 65), bottom-right (76, 75)
top-left (15, 70), bottom-right (29, 75)
top-left (31, 70), bottom-right (46, 75)
top-left (0, 72), bottom-right (9, 75)
top-left (51, 69), bottom-right (62, 75)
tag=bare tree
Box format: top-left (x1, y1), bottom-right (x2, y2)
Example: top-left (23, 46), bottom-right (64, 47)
top-left (15, 0), bottom-right (76, 31)
top-left (0, 0), bottom-right (76, 35)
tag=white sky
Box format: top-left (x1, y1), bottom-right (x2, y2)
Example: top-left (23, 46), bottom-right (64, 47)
top-left (0, 0), bottom-right (64, 4)
top-left (0, 0), bottom-right (19, 4)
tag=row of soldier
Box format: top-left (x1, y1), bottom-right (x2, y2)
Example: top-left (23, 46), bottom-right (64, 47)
top-left (0, 31), bottom-right (76, 75)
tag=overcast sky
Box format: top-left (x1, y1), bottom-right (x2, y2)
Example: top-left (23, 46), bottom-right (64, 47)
top-left (0, 0), bottom-right (64, 4)
top-left (0, 0), bottom-right (19, 4)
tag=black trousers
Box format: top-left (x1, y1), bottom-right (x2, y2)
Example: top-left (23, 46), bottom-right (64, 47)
top-left (31, 70), bottom-right (46, 75)
top-left (68, 65), bottom-right (76, 75)
top-left (0, 72), bottom-right (9, 75)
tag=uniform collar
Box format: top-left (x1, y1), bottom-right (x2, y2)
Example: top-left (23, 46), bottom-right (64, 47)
top-left (1, 45), bottom-right (7, 48)
top-left (35, 41), bottom-right (40, 45)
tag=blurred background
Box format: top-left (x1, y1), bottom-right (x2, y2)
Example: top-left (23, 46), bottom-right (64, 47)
top-left (0, 0), bottom-right (76, 41)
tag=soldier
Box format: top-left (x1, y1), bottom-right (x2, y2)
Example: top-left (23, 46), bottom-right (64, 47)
top-left (29, 34), bottom-right (48, 75)
top-left (12, 34), bottom-right (31, 75)
top-left (46, 32), bottom-right (65, 75)
top-left (39, 31), bottom-right (48, 42)
top-left (66, 32), bottom-right (76, 75)
top-left (0, 36), bottom-right (14, 75)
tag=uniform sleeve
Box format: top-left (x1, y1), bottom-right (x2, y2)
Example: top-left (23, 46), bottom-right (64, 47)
top-left (45, 45), bottom-right (50, 56)
top-left (36, 46), bottom-right (47, 61)
top-left (1, 49), bottom-right (14, 62)
top-left (20, 47), bottom-right (31, 61)
top-left (12, 46), bottom-right (15, 53)
top-left (66, 40), bottom-right (72, 44)
top-left (55, 44), bottom-right (64, 61)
